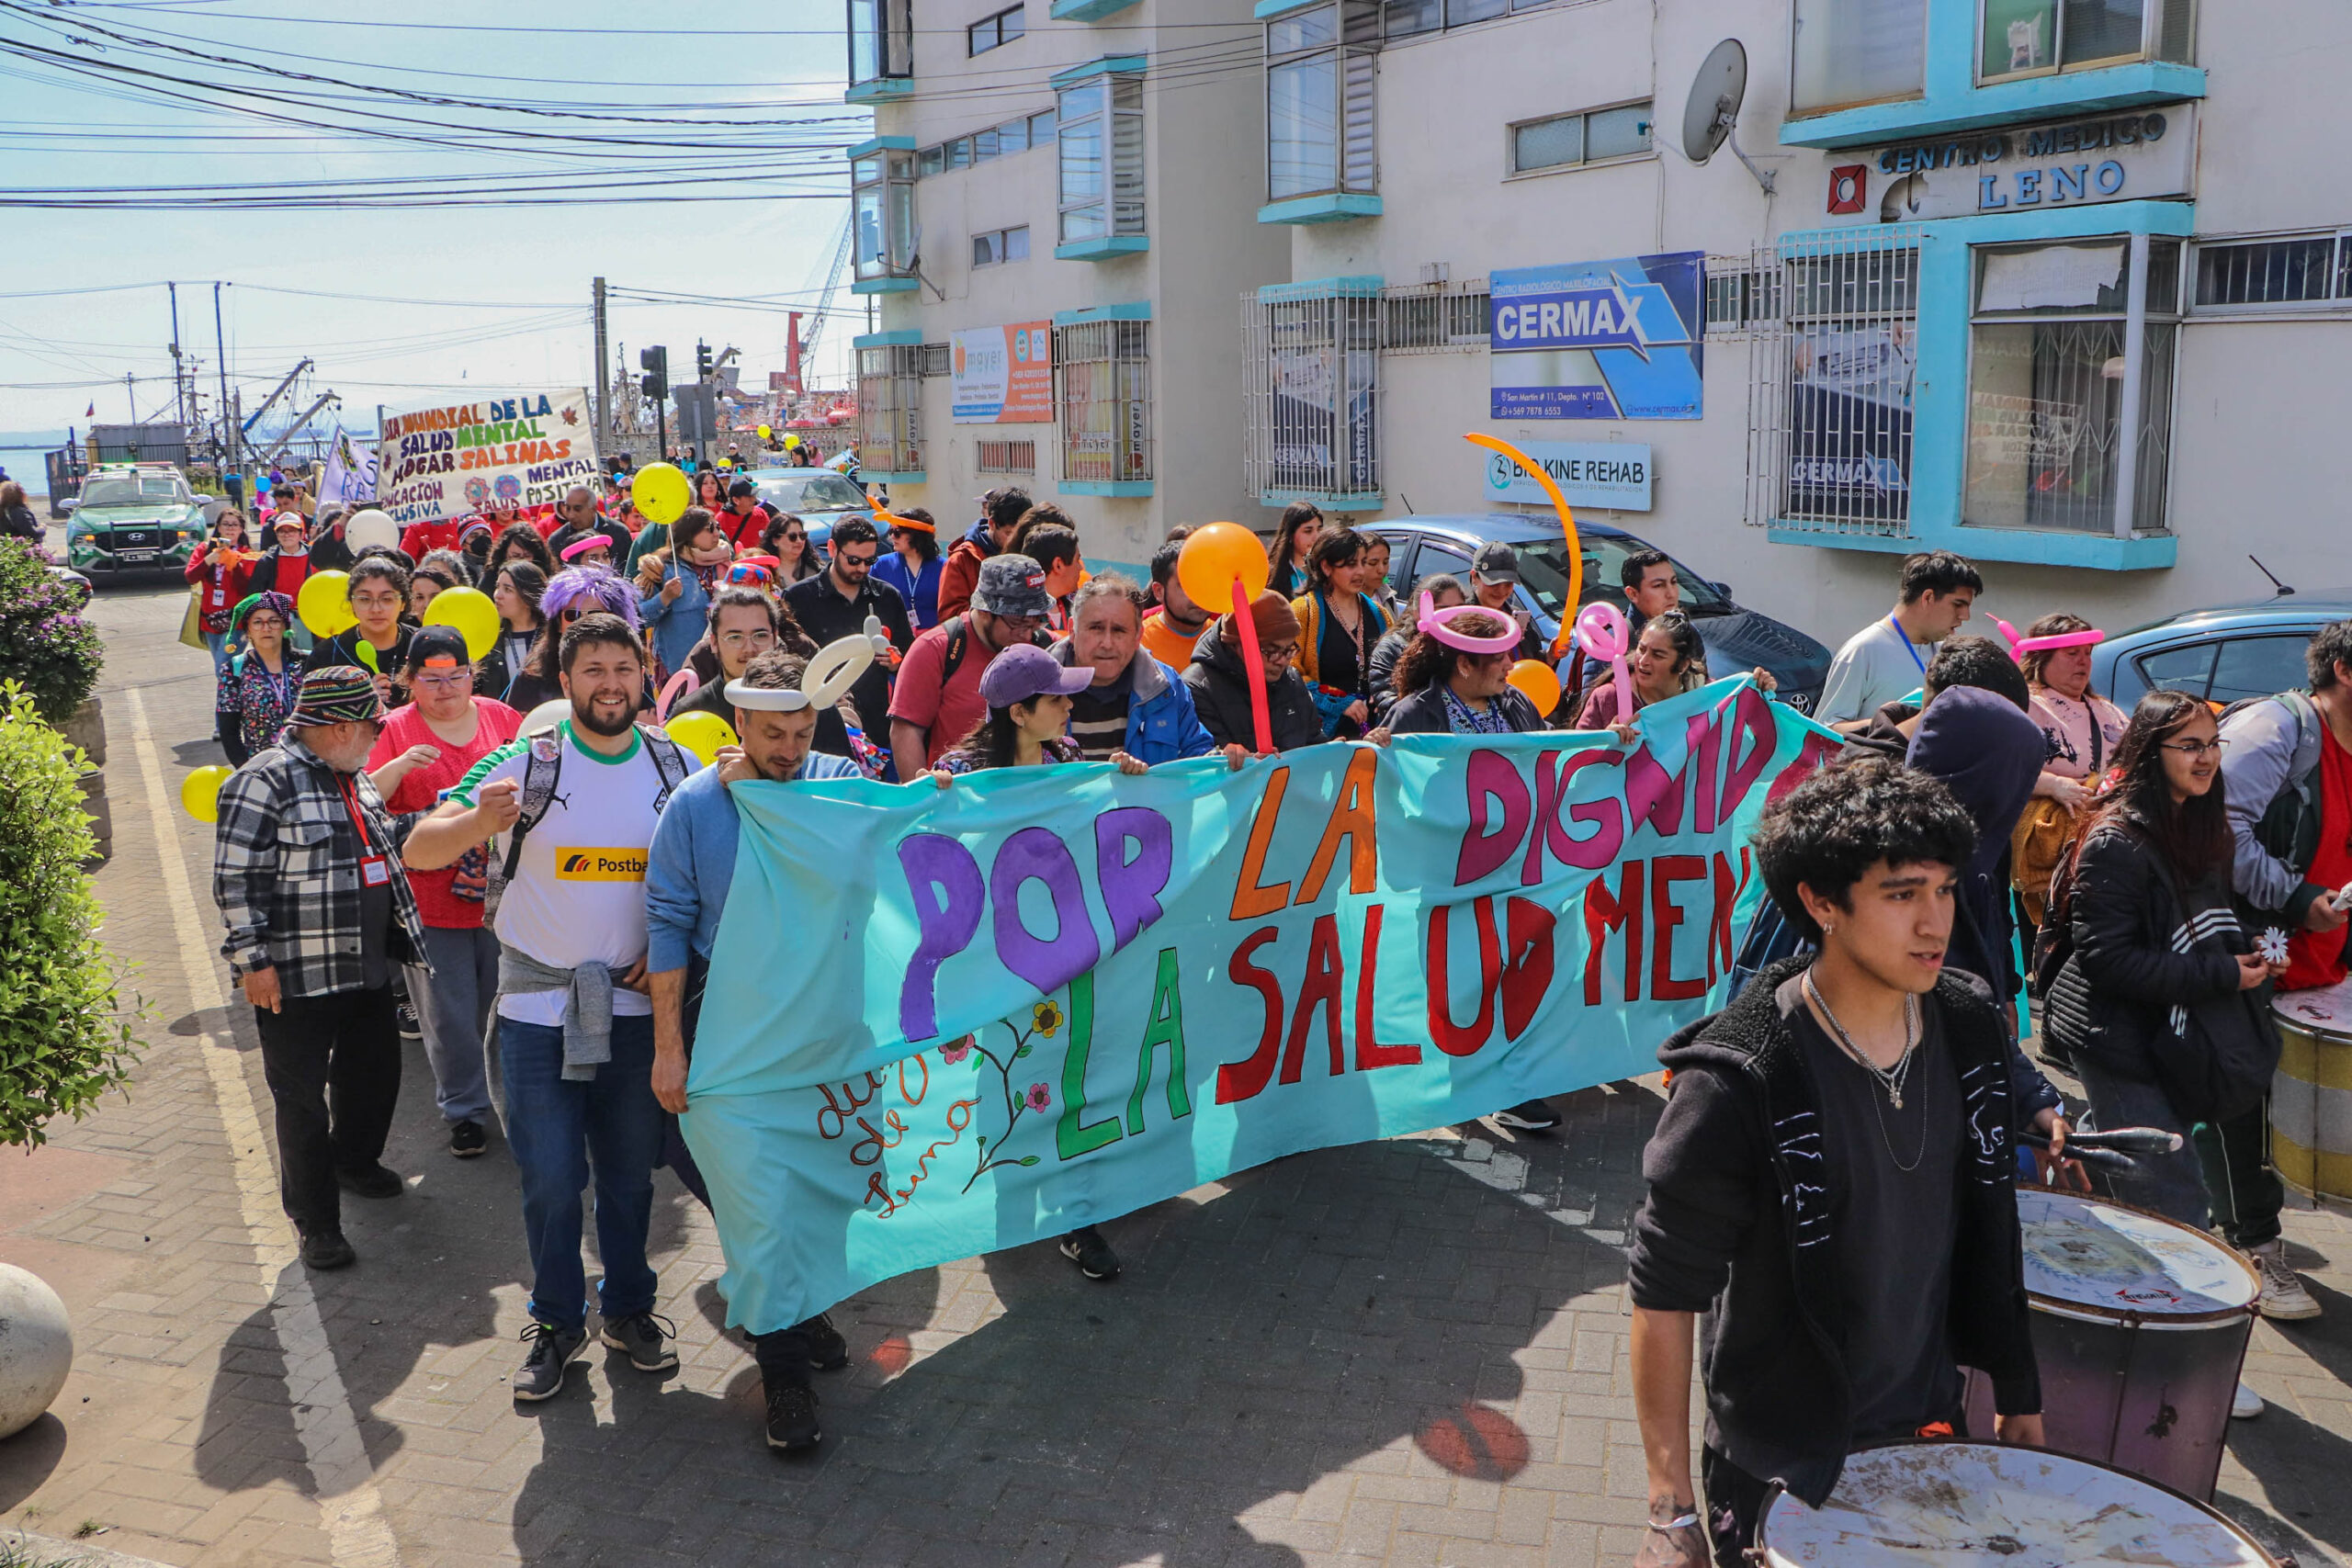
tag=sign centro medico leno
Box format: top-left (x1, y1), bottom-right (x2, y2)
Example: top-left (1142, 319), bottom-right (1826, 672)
top-left (377, 389), bottom-right (601, 525)
top-left (1866, 106), bottom-right (2196, 221)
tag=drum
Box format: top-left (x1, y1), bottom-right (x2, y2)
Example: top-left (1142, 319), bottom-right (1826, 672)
top-left (1961, 1186), bottom-right (2257, 1501)
top-left (2271, 976), bottom-right (2352, 1203)
top-left (1757, 1441), bottom-right (2277, 1568)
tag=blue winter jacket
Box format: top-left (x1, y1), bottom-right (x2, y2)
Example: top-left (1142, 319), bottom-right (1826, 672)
top-left (1049, 641), bottom-right (1216, 765)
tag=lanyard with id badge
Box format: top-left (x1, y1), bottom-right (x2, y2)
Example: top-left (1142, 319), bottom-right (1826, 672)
top-left (336, 773), bottom-right (392, 889)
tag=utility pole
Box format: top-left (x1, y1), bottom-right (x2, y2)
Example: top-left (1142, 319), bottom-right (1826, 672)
top-left (167, 281), bottom-right (187, 434)
top-left (124, 373), bottom-right (136, 423)
top-left (212, 281), bottom-right (234, 475)
top-left (592, 276), bottom-right (610, 446)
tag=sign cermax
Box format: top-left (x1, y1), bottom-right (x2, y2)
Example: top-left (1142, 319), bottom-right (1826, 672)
top-left (1480, 440), bottom-right (1654, 511)
top-left (1868, 105), bottom-right (2195, 221)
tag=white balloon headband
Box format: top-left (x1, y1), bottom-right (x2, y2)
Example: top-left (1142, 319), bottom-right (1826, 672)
top-left (723, 626), bottom-right (880, 712)
top-left (1417, 591), bottom-right (1521, 656)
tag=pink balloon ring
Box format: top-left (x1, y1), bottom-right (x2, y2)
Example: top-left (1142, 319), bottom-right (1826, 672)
top-left (1992, 616), bottom-right (2104, 663)
top-left (1575, 603), bottom-right (1634, 726)
top-left (1418, 591), bottom-right (1522, 656)
top-left (656, 667), bottom-right (700, 722)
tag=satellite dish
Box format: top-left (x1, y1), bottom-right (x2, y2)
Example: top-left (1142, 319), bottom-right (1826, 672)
top-left (1681, 39), bottom-right (1776, 195)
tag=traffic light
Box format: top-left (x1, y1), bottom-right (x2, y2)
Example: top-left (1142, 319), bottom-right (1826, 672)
top-left (639, 344), bottom-right (668, 401)
top-left (695, 341), bottom-right (713, 381)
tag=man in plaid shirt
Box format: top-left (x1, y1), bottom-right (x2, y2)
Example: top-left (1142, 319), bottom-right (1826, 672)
top-left (213, 666), bottom-right (427, 1271)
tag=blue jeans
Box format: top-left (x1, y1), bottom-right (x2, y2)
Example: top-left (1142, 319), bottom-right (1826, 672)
top-left (202, 629), bottom-right (232, 673)
top-left (2074, 1055), bottom-right (2284, 1247)
top-left (498, 1013), bottom-right (662, 1332)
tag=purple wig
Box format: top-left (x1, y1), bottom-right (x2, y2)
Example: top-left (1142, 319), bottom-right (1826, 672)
top-left (539, 565), bottom-right (640, 630)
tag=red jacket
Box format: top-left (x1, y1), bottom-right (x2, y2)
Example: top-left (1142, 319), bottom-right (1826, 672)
top-left (399, 518), bottom-right (463, 560)
top-left (717, 502), bottom-right (772, 552)
top-left (185, 542), bottom-right (257, 633)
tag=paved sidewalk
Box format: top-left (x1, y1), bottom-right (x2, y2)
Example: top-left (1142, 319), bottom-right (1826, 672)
top-left (1, 581), bottom-right (2349, 1568)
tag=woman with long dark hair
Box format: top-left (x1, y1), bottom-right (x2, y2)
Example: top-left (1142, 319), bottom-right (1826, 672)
top-left (1289, 527), bottom-right (1393, 739)
top-left (2013, 611), bottom-right (2131, 928)
top-left (928, 644), bottom-right (1146, 1282)
top-left (1575, 611), bottom-right (1707, 730)
top-left (760, 512), bottom-right (825, 588)
top-left (186, 505), bottom-right (257, 671)
top-left (1266, 501), bottom-right (1322, 599)
top-left (481, 559), bottom-right (548, 703)
top-left (487, 519), bottom-right (555, 578)
top-left (694, 468), bottom-right (727, 515)
top-left (872, 507), bottom-right (942, 628)
top-left (2045, 690), bottom-right (2287, 1417)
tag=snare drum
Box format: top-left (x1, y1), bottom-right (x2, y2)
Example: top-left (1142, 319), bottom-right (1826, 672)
top-left (1961, 1186), bottom-right (2257, 1500)
top-left (1757, 1441), bottom-right (2276, 1568)
top-left (2271, 976), bottom-right (2352, 1204)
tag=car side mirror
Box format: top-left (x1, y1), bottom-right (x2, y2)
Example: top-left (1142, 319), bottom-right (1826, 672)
top-left (59, 499), bottom-right (77, 515)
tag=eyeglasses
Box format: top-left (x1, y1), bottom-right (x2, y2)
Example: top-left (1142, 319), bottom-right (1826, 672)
top-left (411, 671), bottom-right (473, 693)
top-left (837, 551), bottom-right (876, 568)
top-left (717, 628), bottom-right (776, 650)
top-left (1262, 643), bottom-right (1301, 664)
top-left (2160, 739), bottom-right (2230, 758)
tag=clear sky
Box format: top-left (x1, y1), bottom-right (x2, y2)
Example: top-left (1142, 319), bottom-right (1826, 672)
top-left (0, 1), bottom-right (867, 439)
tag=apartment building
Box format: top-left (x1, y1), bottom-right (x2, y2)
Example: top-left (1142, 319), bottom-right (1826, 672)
top-left (1238, 0), bottom-right (2347, 641)
top-left (845, 0), bottom-right (1286, 572)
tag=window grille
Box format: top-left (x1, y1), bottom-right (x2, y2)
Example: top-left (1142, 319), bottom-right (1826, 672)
top-left (2192, 233), bottom-right (2348, 308)
top-left (1376, 279), bottom-right (1489, 352)
top-left (1054, 321), bottom-right (1151, 485)
top-left (917, 342), bottom-right (952, 378)
top-left (1705, 259), bottom-right (1783, 335)
top-left (977, 438), bottom-right (1037, 476)
top-left (1242, 291), bottom-right (1383, 504)
top-left (856, 342), bottom-right (924, 476)
top-left (1744, 227), bottom-right (1923, 536)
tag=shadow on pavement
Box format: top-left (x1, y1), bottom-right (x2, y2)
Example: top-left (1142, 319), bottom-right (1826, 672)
top-left (0, 1415), bottom-right (68, 1513)
top-left (505, 1084), bottom-right (1654, 1567)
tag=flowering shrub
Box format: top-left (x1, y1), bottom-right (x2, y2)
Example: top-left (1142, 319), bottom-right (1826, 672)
top-left (0, 538), bottom-right (103, 723)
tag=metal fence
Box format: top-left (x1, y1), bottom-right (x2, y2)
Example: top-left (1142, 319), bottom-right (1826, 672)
top-left (1738, 226), bottom-right (1924, 536)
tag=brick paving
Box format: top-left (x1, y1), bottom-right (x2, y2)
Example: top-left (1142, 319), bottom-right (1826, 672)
top-left (0, 578), bottom-right (2347, 1568)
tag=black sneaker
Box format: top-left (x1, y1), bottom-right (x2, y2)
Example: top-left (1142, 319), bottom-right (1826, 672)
top-left (800, 1312), bottom-right (850, 1372)
top-left (600, 1311), bottom-right (679, 1372)
top-left (336, 1163), bottom-right (406, 1199)
top-left (514, 1321), bottom-right (587, 1402)
top-left (396, 1001), bottom-right (423, 1040)
top-left (449, 1120), bottom-right (488, 1158)
top-left (298, 1228), bottom-right (356, 1269)
top-left (1491, 1098), bottom-right (1562, 1133)
top-left (763, 1380), bottom-right (821, 1452)
top-left (1057, 1225), bottom-right (1120, 1281)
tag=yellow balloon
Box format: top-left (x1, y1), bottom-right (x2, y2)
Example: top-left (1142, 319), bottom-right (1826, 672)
top-left (756, 423), bottom-right (774, 439)
top-left (1175, 522), bottom-right (1272, 617)
top-left (297, 570), bottom-right (356, 638)
top-left (180, 763), bottom-right (232, 823)
top-left (632, 462), bottom-right (692, 527)
top-left (1506, 659), bottom-right (1562, 717)
top-left (424, 585), bottom-right (501, 662)
top-left (663, 710), bottom-right (738, 766)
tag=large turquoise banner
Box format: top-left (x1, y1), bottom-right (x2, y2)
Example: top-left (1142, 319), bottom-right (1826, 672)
top-left (683, 678), bottom-right (1840, 1333)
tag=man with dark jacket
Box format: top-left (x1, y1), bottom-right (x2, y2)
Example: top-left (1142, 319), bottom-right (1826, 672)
top-left (1630, 758), bottom-right (2043, 1566)
top-left (1182, 591), bottom-right (1324, 754)
top-left (935, 487), bottom-right (1027, 623)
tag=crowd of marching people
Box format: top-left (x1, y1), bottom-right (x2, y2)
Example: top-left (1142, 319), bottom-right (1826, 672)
top-left (195, 463), bottom-right (2349, 1538)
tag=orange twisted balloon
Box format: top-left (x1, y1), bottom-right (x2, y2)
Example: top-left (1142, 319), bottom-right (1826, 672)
top-left (1464, 433), bottom-right (1581, 659)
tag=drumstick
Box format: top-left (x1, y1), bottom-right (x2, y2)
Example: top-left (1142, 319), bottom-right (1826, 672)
top-left (2062, 1127), bottom-right (2185, 1155)
top-left (2016, 1131), bottom-right (2137, 1173)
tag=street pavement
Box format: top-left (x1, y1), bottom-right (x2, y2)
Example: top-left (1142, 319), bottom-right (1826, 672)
top-left (2, 571), bottom-right (2349, 1568)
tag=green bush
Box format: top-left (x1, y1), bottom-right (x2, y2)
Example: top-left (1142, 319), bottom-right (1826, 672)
top-left (0, 683), bottom-right (136, 1147)
top-left (0, 539), bottom-right (104, 725)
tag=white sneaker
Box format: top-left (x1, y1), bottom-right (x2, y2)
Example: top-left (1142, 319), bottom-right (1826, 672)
top-left (2247, 1239), bottom-right (2322, 1321)
top-left (2232, 1381), bottom-right (2265, 1419)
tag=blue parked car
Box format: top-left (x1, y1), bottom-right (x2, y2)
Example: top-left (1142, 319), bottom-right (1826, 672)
top-left (1361, 513), bottom-right (1834, 714)
top-left (2092, 588), bottom-right (2352, 710)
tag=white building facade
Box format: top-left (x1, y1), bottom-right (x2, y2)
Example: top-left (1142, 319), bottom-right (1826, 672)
top-left (1238, 0), bottom-right (2346, 645)
top-left (847, 0), bottom-right (2346, 638)
top-left (844, 0), bottom-right (1288, 573)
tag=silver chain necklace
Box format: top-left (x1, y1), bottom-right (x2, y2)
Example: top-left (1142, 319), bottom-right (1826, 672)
top-left (1803, 970), bottom-right (1919, 1110)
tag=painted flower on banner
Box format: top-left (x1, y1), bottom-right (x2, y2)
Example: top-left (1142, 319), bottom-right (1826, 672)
top-left (1033, 1001), bottom-right (1063, 1038)
top-left (1024, 1083), bottom-right (1052, 1112)
top-left (941, 1036), bottom-right (973, 1066)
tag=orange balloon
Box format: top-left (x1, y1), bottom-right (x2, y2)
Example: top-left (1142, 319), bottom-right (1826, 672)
top-left (1506, 659), bottom-right (1562, 717)
top-left (1175, 522), bottom-right (1271, 614)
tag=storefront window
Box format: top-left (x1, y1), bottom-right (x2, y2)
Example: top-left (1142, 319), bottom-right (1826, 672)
top-left (852, 151), bottom-right (915, 283)
top-left (1056, 321), bottom-right (1151, 485)
top-left (1771, 237), bottom-right (1920, 531)
top-left (847, 0), bottom-right (912, 89)
top-left (1243, 289), bottom-right (1382, 504)
top-left (1979, 0), bottom-right (2193, 83)
top-left (1266, 5), bottom-right (1379, 202)
top-left (1057, 73), bottom-right (1146, 244)
top-left (1791, 0), bottom-right (1927, 115)
top-left (1963, 238), bottom-right (2179, 535)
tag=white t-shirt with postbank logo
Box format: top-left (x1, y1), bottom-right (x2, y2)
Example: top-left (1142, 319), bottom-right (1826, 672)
top-left (453, 721), bottom-right (665, 1025)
